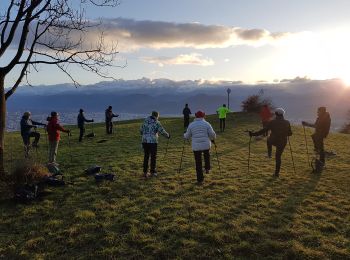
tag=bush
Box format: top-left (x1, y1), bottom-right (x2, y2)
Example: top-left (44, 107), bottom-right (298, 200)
top-left (12, 161), bottom-right (49, 190)
top-left (241, 94), bottom-right (273, 113)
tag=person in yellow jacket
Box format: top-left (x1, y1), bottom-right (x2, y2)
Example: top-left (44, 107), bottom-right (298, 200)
top-left (216, 104), bottom-right (231, 132)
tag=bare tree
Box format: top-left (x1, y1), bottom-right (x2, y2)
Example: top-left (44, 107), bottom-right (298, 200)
top-left (0, 0), bottom-right (121, 178)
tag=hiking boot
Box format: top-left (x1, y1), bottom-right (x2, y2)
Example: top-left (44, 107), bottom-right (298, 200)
top-left (273, 173), bottom-right (279, 177)
top-left (205, 169), bottom-right (210, 174)
top-left (32, 143), bottom-right (39, 148)
top-left (143, 172), bottom-right (150, 178)
top-left (151, 172), bottom-right (158, 177)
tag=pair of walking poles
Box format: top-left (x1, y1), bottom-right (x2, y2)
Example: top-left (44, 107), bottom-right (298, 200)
top-left (177, 139), bottom-right (222, 174)
top-left (247, 132), bottom-right (296, 174)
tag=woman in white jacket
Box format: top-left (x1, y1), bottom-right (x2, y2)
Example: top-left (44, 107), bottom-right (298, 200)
top-left (184, 111), bottom-right (216, 183)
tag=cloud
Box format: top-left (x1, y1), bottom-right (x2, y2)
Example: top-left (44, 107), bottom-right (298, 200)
top-left (2, 17), bottom-right (296, 54)
top-left (141, 53), bottom-right (214, 67)
top-left (94, 18), bottom-right (294, 51)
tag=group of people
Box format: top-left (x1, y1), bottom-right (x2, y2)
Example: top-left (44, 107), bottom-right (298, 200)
top-left (19, 102), bottom-right (331, 183)
top-left (250, 105), bottom-right (331, 177)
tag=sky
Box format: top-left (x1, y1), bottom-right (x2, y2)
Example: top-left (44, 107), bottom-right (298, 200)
top-left (3, 0), bottom-right (350, 86)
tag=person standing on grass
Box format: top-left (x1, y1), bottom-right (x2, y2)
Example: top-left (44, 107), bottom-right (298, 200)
top-left (20, 111), bottom-right (46, 157)
top-left (216, 104), bottom-right (231, 132)
top-left (302, 107), bottom-right (331, 167)
top-left (259, 104), bottom-right (273, 137)
top-left (248, 108), bottom-right (292, 177)
top-left (77, 109), bottom-right (94, 142)
top-left (182, 103), bottom-right (192, 130)
top-left (140, 111), bottom-right (170, 178)
top-left (105, 106), bottom-right (119, 134)
top-left (47, 111), bottom-right (70, 165)
top-left (184, 110), bottom-right (216, 184)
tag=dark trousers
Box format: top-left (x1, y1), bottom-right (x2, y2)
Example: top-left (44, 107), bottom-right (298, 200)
top-left (193, 150), bottom-right (210, 182)
top-left (312, 134), bottom-right (325, 163)
top-left (143, 143), bottom-right (158, 174)
top-left (22, 132), bottom-right (40, 146)
top-left (267, 138), bottom-right (286, 175)
top-left (79, 127), bottom-right (85, 142)
top-left (219, 118), bottom-right (226, 132)
top-left (184, 117), bottom-right (190, 129)
top-left (106, 121), bottom-right (113, 134)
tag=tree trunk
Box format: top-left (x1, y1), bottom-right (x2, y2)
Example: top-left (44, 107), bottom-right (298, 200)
top-left (0, 73), bottom-right (6, 178)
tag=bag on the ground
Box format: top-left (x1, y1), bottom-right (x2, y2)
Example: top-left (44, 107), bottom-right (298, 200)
top-left (47, 164), bottom-right (61, 175)
top-left (85, 165), bottom-right (101, 175)
top-left (311, 158), bottom-right (324, 174)
top-left (94, 173), bottom-right (115, 182)
top-left (14, 184), bottom-right (38, 203)
top-left (45, 174), bottom-right (65, 186)
top-left (85, 132), bottom-right (96, 138)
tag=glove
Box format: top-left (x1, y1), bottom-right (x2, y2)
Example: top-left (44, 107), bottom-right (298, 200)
top-left (248, 131), bottom-right (253, 137)
top-left (211, 140), bottom-right (215, 144)
top-left (67, 130), bottom-right (72, 136)
top-left (167, 134), bottom-right (171, 139)
top-left (301, 121), bottom-right (306, 126)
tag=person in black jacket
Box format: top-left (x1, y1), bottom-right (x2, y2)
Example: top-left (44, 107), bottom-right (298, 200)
top-left (182, 104), bottom-right (192, 130)
top-left (302, 107), bottom-right (331, 165)
top-left (248, 108), bottom-right (292, 177)
top-left (20, 111), bottom-right (46, 157)
top-left (105, 106), bottom-right (119, 134)
top-left (77, 109), bottom-right (94, 142)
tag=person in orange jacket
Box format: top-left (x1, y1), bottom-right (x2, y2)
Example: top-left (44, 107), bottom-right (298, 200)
top-left (259, 104), bottom-right (273, 137)
top-left (46, 111), bottom-right (70, 164)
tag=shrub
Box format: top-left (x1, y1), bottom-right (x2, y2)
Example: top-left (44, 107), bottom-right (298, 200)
top-left (241, 94), bottom-right (273, 113)
top-left (12, 161), bottom-right (49, 189)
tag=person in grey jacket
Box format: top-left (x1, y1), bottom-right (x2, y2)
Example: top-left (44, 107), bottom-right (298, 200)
top-left (184, 110), bottom-right (216, 183)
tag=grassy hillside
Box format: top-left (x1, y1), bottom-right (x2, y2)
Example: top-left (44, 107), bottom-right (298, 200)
top-left (1, 113), bottom-right (350, 259)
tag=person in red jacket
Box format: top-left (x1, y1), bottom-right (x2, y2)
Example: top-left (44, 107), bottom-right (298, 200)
top-left (259, 105), bottom-right (273, 137)
top-left (46, 111), bottom-right (70, 164)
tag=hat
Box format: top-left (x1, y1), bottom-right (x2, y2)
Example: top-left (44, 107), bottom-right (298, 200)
top-left (79, 109), bottom-right (84, 113)
top-left (195, 111), bottom-right (205, 118)
top-left (275, 108), bottom-right (285, 116)
top-left (51, 111), bottom-right (58, 117)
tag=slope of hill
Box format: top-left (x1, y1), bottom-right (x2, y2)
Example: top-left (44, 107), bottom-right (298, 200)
top-left (1, 113), bottom-right (349, 258)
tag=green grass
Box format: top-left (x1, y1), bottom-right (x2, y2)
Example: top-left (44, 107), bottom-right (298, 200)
top-left (1, 113), bottom-right (350, 259)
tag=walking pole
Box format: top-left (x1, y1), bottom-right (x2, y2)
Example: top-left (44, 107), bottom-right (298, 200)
top-left (163, 138), bottom-right (170, 159)
top-left (67, 131), bottom-right (73, 163)
top-left (303, 126), bottom-right (311, 167)
top-left (44, 127), bottom-right (49, 161)
top-left (178, 139), bottom-right (186, 173)
top-left (213, 141), bottom-right (222, 174)
top-left (288, 137), bottom-right (296, 174)
top-left (248, 135), bottom-right (252, 174)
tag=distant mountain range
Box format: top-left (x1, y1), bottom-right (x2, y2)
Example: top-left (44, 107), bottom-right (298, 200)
top-left (6, 77), bottom-right (350, 126)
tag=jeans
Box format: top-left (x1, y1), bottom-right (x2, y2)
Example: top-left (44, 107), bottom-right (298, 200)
top-left (143, 143), bottom-right (158, 174)
top-left (48, 141), bottom-right (59, 163)
top-left (219, 118), bottom-right (226, 132)
top-left (22, 132), bottom-right (40, 146)
top-left (193, 150), bottom-right (210, 182)
top-left (312, 134), bottom-right (325, 163)
top-left (79, 127), bottom-right (85, 142)
top-left (106, 121), bottom-right (113, 134)
top-left (184, 117), bottom-right (190, 129)
top-left (267, 138), bottom-right (286, 175)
